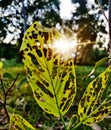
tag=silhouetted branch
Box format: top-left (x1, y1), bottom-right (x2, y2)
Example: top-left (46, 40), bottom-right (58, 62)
top-left (0, 73), bottom-right (20, 123)
top-left (6, 73), bottom-right (20, 95)
top-left (108, 0), bottom-right (111, 56)
top-left (97, 0), bottom-right (108, 22)
top-left (0, 79), bottom-right (10, 122)
top-left (21, 0), bottom-right (28, 32)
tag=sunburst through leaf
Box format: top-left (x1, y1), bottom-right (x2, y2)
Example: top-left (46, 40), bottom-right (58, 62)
top-left (20, 21), bottom-right (76, 117)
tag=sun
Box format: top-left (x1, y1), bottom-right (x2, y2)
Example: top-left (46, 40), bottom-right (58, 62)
top-left (53, 36), bottom-right (77, 60)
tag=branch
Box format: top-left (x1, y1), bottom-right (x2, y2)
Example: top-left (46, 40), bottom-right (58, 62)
top-left (6, 73), bottom-right (20, 95)
top-left (96, 0), bottom-right (108, 22)
top-left (0, 73), bottom-right (20, 123)
top-left (0, 79), bottom-right (10, 122)
top-left (108, 0), bottom-right (111, 55)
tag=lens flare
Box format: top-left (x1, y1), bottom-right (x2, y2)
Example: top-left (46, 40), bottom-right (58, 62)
top-left (53, 37), bottom-right (77, 60)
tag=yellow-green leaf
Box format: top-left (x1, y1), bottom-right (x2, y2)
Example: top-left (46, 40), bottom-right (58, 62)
top-left (0, 61), bottom-right (3, 79)
top-left (87, 57), bottom-right (110, 77)
top-left (68, 114), bottom-right (78, 129)
top-left (78, 65), bottom-right (111, 125)
top-left (0, 61), bottom-right (3, 69)
top-left (10, 114), bottom-right (36, 130)
top-left (20, 21), bottom-right (76, 117)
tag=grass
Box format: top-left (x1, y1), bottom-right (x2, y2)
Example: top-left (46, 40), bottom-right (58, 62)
top-left (2, 59), bottom-right (24, 77)
top-left (1, 59), bottom-right (111, 130)
top-left (2, 59), bottom-right (106, 81)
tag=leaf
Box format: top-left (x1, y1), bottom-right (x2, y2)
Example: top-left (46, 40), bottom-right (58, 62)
top-left (87, 57), bottom-right (110, 77)
top-left (0, 61), bottom-right (3, 69)
top-left (16, 77), bottom-right (28, 89)
top-left (3, 72), bottom-right (13, 80)
top-left (67, 115), bottom-right (78, 129)
top-left (0, 61), bottom-right (3, 79)
top-left (10, 114), bottom-right (36, 130)
top-left (20, 21), bottom-right (76, 117)
top-left (78, 65), bottom-right (111, 125)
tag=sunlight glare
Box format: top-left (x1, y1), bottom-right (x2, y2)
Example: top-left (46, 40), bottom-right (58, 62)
top-left (53, 37), bottom-right (77, 60)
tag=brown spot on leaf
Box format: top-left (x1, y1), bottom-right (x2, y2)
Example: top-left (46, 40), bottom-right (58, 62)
top-left (43, 48), bottom-right (47, 57)
top-left (36, 49), bottom-right (42, 57)
top-left (33, 23), bottom-right (37, 28)
top-left (43, 32), bottom-right (49, 43)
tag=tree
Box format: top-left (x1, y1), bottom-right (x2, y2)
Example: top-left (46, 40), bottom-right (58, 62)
top-left (0, 0), bottom-right (109, 64)
top-left (0, 0), bottom-right (62, 59)
top-left (109, 0), bottom-right (111, 56)
top-left (69, 0), bottom-right (108, 64)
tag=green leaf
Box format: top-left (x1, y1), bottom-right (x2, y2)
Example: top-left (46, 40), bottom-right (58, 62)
top-left (78, 65), bottom-right (111, 125)
top-left (16, 77), bottom-right (28, 89)
top-left (0, 61), bottom-right (3, 79)
top-left (10, 114), bottom-right (36, 130)
top-left (3, 72), bottom-right (13, 80)
top-left (0, 61), bottom-right (3, 69)
top-left (20, 21), bottom-right (76, 117)
top-left (68, 115), bottom-right (78, 129)
top-left (87, 57), bottom-right (110, 77)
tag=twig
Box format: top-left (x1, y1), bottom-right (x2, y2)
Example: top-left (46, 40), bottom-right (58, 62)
top-left (6, 73), bottom-right (20, 95)
top-left (0, 79), bottom-right (10, 122)
top-left (0, 73), bottom-right (20, 123)
top-left (96, 0), bottom-right (109, 22)
top-left (108, 0), bottom-right (111, 55)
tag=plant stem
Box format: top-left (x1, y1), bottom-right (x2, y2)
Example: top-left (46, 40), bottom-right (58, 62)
top-left (0, 73), bottom-right (20, 123)
top-left (0, 79), bottom-right (10, 122)
top-left (49, 74), bottom-right (67, 129)
top-left (44, 57), bottom-right (67, 129)
top-left (71, 117), bottom-right (88, 130)
top-left (6, 73), bottom-right (20, 95)
top-left (71, 121), bottom-right (82, 130)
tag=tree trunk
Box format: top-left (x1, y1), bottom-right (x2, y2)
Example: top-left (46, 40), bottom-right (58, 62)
top-left (108, 0), bottom-right (111, 55)
top-left (21, 0), bottom-right (28, 32)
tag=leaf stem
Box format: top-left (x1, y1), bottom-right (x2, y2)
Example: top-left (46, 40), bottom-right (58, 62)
top-left (0, 79), bottom-right (10, 122)
top-left (6, 73), bottom-right (20, 95)
top-left (0, 73), bottom-right (20, 123)
top-left (48, 69), bottom-right (67, 129)
top-left (71, 118), bottom-right (88, 130)
top-left (44, 57), bottom-right (67, 129)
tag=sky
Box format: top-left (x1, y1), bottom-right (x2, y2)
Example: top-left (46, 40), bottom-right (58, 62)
top-left (60, 0), bottom-right (74, 19)
top-left (60, 0), bottom-right (80, 20)
top-left (3, 0), bottom-right (76, 44)
top-left (2, 0), bottom-right (109, 47)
